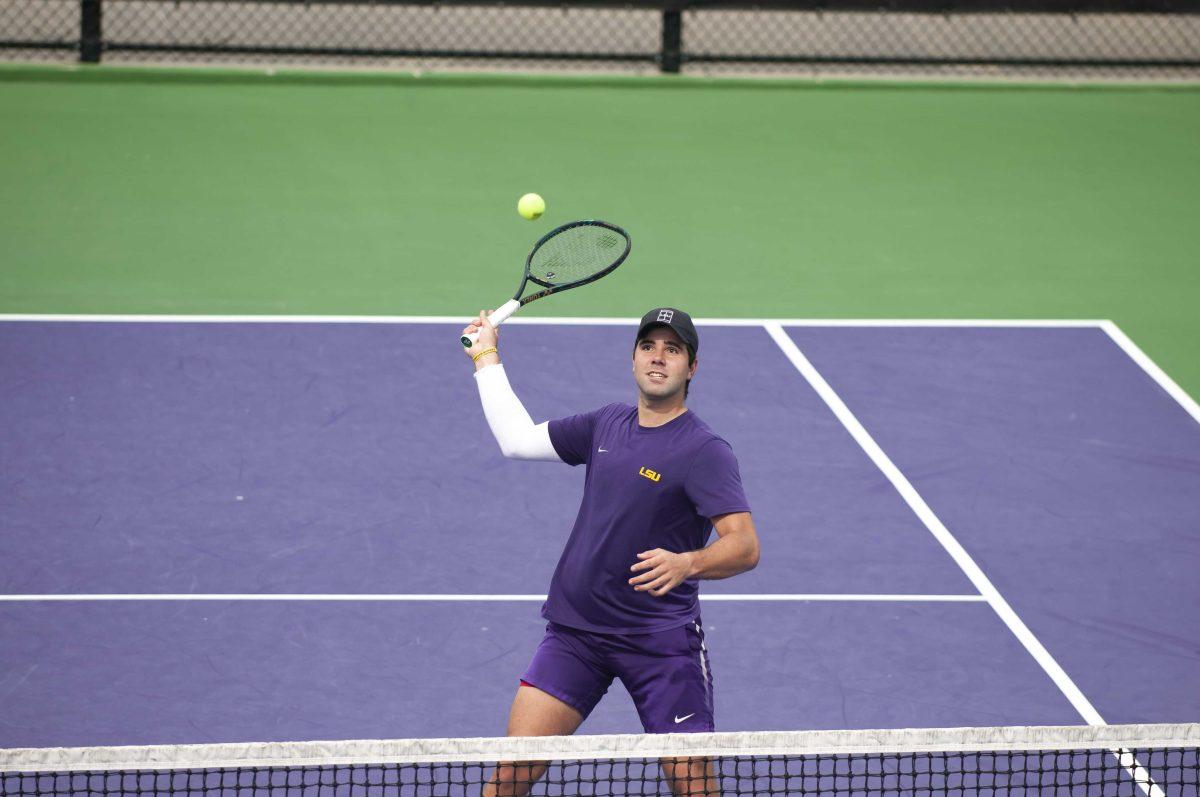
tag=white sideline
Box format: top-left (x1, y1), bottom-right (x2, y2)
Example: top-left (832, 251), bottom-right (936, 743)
top-left (0, 593), bottom-right (986, 602)
top-left (764, 322), bottom-right (1104, 724)
top-left (763, 322), bottom-right (1166, 797)
top-left (1101, 320), bottom-right (1200, 426)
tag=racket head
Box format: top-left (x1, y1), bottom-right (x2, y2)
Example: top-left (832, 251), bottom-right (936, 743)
top-left (521, 220), bottom-right (631, 300)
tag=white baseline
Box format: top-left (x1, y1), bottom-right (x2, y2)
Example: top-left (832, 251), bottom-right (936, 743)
top-left (0, 313), bottom-right (1107, 327)
top-left (0, 593), bottom-right (985, 602)
top-left (3, 315), bottom-right (1192, 419)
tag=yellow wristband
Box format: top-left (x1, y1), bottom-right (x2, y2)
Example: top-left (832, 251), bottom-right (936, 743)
top-left (472, 346), bottom-right (498, 363)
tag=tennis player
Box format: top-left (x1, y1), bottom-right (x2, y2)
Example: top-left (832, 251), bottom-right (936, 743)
top-left (463, 307), bottom-right (758, 795)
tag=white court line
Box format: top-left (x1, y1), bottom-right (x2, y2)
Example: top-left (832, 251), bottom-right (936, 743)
top-left (0, 313), bottom-right (1108, 328)
top-left (763, 323), bottom-right (1106, 725)
top-left (5, 313), bottom-right (1194, 423)
top-left (1101, 320), bottom-right (1200, 426)
top-left (702, 593), bottom-right (986, 602)
top-left (5, 315), bottom-right (1193, 420)
top-left (0, 593), bottom-right (985, 602)
top-left (763, 323), bottom-right (1166, 795)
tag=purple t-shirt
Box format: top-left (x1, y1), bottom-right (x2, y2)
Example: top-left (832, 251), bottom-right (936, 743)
top-left (545, 403), bottom-right (751, 634)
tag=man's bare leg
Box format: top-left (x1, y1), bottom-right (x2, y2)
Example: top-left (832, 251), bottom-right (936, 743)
top-left (660, 757), bottom-right (720, 797)
top-left (482, 685), bottom-right (584, 797)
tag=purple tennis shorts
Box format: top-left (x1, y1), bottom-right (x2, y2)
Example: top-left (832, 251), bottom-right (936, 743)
top-left (520, 618), bottom-right (714, 733)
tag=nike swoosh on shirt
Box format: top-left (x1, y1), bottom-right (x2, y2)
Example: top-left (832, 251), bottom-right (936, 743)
top-left (674, 713), bottom-right (695, 724)
top-left (598, 447), bottom-right (608, 453)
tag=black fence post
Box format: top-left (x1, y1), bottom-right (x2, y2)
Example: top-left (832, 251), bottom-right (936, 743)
top-left (661, 7), bottom-right (682, 73)
top-left (80, 0), bottom-right (102, 63)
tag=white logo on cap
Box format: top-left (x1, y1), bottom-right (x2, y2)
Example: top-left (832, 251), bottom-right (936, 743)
top-left (657, 309), bottom-right (674, 323)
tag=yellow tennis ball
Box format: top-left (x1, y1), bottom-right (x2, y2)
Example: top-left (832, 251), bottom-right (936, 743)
top-left (518, 193), bottom-right (546, 221)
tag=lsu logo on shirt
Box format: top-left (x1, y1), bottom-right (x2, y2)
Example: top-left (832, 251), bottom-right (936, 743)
top-left (638, 466), bottom-right (662, 483)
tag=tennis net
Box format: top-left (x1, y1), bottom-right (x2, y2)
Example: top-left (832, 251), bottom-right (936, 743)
top-left (2, 723), bottom-right (1198, 797)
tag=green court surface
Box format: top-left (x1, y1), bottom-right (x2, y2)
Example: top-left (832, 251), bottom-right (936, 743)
top-left (1, 65), bottom-right (1198, 399)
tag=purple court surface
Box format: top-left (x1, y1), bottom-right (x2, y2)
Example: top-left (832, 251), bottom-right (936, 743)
top-left (1, 318), bottom-right (1197, 747)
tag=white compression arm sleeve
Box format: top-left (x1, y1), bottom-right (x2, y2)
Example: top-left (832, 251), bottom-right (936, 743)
top-left (473, 364), bottom-right (563, 462)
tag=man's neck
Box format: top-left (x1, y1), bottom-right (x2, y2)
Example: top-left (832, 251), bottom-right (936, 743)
top-left (637, 395), bottom-right (688, 428)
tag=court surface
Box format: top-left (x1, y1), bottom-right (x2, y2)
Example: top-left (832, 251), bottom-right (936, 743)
top-left (1, 316), bottom-right (1197, 747)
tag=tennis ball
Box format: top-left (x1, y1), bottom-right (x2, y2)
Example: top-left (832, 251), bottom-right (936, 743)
top-left (518, 193), bottom-right (546, 221)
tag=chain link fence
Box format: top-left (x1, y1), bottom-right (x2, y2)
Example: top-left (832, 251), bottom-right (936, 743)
top-left (2, 1), bottom-right (1198, 81)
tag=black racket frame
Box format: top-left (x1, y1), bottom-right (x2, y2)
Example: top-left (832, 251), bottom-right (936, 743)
top-left (508, 219), bottom-right (632, 307)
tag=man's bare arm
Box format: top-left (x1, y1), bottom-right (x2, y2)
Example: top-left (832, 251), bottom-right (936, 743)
top-left (687, 511), bottom-right (759, 579)
top-left (629, 512), bottom-right (759, 597)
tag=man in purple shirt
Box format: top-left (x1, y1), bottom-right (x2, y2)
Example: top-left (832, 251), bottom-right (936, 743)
top-left (462, 307), bottom-right (759, 793)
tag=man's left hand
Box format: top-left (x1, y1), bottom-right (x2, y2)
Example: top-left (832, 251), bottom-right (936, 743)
top-left (628, 549), bottom-right (695, 597)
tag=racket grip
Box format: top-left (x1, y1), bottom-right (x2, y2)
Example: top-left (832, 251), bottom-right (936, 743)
top-left (461, 299), bottom-right (521, 348)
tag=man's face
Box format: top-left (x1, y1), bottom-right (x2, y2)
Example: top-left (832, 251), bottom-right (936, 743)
top-left (632, 327), bottom-right (696, 400)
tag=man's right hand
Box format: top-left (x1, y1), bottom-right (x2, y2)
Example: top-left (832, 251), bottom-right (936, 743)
top-left (463, 309), bottom-right (501, 369)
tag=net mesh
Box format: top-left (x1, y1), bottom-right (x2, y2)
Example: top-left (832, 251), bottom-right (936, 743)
top-left (2, 724), bottom-right (1197, 797)
top-left (527, 224), bottom-right (629, 288)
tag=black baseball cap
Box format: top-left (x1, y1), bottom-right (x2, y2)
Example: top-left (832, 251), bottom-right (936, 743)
top-left (636, 308), bottom-right (699, 355)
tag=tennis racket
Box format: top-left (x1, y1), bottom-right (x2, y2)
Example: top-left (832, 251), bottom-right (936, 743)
top-left (460, 220), bottom-right (631, 348)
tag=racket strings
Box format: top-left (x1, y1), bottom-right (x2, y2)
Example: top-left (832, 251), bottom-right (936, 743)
top-left (529, 225), bottom-right (627, 287)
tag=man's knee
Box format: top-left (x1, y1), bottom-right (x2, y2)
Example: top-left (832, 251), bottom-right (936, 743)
top-left (483, 761), bottom-right (549, 797)
top-left (484, 685), bottom-right (584, 797)
top-left (660, 756), bottom-right (718, 797)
